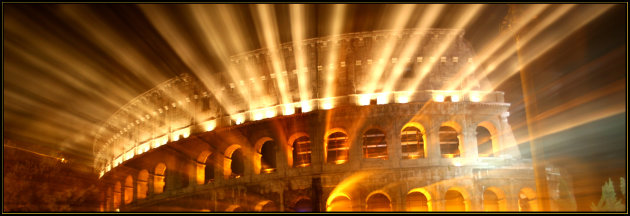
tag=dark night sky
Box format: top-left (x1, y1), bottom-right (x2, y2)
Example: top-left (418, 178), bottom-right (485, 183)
top-left (3, 4), bottom-right (626, 211)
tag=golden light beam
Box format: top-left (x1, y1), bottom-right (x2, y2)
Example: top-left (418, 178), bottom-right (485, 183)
top-left (484, 4), bottom-right (613, 92)
top-left (139, 5), bottom-right (239, 115)
top-left (381, 4), bottom-right (446, 93)
top-left (361, 4), bottom-right (418, 95)
top-left (252, 4), bottom-right (292, 106)
top-left (404, 4), bottom-right (485, 92)
top-left (289, 4), bottom-right (311, 103)
top-left (322, 4), bottom-right (347, 98)
top-left (441, 4), bottom-right (553, 92)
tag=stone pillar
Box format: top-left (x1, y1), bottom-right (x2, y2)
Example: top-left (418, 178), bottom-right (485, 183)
top-left (426, 121), bottom-right (441, 161)
top-left (461, 125), bottom-right (478, 160)
top-left (196, 162), bottom-right (206, 185)
top-left (223, 157), bottom-right (232, 179)
top-left (253, 152), bottom-right (262, 175)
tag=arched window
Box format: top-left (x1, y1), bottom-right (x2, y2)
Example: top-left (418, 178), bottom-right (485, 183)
top-left (137, 170), bottom-right (149, 199)
top-left (439, 126), bottom-right (460, 158)
top-left (255, 200), bottom-right (277, 212)
top-left (366, 193), bottom-right (392, 211)
top-left (401, 126), bottom-right (424, 159)
top-left (477, 126), bottom-right (493, 157)
top-left (326, 132), bottom-right (349, 164)
top-left (113, 181), bottom-right (121, 209)
top-left (363, 129), bottom-right (388, 159)
top-left (406, 192), bottom-right (429, 211)
top-left (260, 140), bottom-right (277, 174)
top-left (327, 195), bottom-right (352, 211)
top-left (518, 188), bottom-right (538, 211)
top-left (124, 175), bottom-right (133, 204)
top-left (154, 163), bottom-right (166, 194)
top-left (196, 151), bottom-right (213, 184)
top-left (445, 190), bottom-right (465, 211)
top-left (226, 205), bottom-right (243, 212)
top-left (292, 136), bottom-right (312, 167)
top-left (230, 149), bottom-right (245, 178)
top-left (483, 189), bottom-right (499, 211)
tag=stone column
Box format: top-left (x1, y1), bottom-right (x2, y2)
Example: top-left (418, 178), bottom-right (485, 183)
top-left (196, 162), bottom-right (206, 185)
top-left (426, 121), bottom-right (441, 161)
top-left (461, 125), bottom-right (478, 160)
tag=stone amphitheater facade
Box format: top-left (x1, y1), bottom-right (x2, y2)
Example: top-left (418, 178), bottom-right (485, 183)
top-left (95, 29), bottom-right (574, 212)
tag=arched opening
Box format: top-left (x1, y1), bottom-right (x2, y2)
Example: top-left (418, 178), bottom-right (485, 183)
top-left (154, 163), bottom-right (166, 194)
top-left (255, 200), bottom-right (277, 212)
top-left (294, 197), bottom-right (313, 212)
top-left (362, 129), bottom-right (388, 160)
top-left (483, 189), bottom-right (499, 211)
top-left (476, 126), bottom-right (493, 157)
top-left (196, 151), bottom-right (215, 184)
top-left (401, 126), bottom-right (425, 159)
top-left (137, 169), bottom-right (149, 199)
top-left (326, 132), bottom-right (349, 164)
top-left (366, 193), bottom-right (392, 211)
top-left (327, 195), bottom-right (352, 212)
top-left (225, 205), bottom-right (243, 212)
top-left (406, 191), bottom-right (429, 211)
top-left (292, 136), bottom-right (312, 167)
top-left (439, 126), bottom-right (460, 158)
top-left (230, 149), bottom-right (245, 178)
top-left (445, 189), bottom-right (465, 211)
top-left (113, 181), bottom-right (121, 209)
top-left (124, 175), bottom-right (133, 204)
top-left (260, 140), bottom-right (277, 174)
top-left (519, 188), bottom-right (538, 211)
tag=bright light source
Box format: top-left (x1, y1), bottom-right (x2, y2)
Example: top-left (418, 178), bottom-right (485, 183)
top-left (451, 95), bottom-right (460, 102)
top-left (322, 100), bottom-right (333, 110)
top-left (265, 108), bottom-right (276, 118)
top-left (283, 104), bottom-right (295, 115)
top-left (397, 95), bottom-right (410, 103)
top-left (334, 159), bottom-right (347, 164)
top-left (470, 93), bottom-right (481, 102)
top-left (358, 94), bottom-right (371, 106)
top-left (263, 168), bottom-right (276, 174)
top-left (376, 93), bottom-right (388, 105)
top-left (204, 120), bottom-right (216, 131)
top-left (253, 111), bottom-right (264, 121)
top-left (434, 94), bottom-right (445, 102)
top-left (99, 171), bottom-right (104, 178)
top-left (234, 115), bottom-right (245, 125)
top-left (173, 134), bottom-right (180, 141)
top-left (301, 101), bottom-right (312, 112)
top-left (453, 161), bottom-right (462, 167)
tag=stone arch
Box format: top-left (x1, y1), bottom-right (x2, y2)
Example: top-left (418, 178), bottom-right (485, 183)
top-left (288, 132), bottom-right (311, 168)
top-left (365, 191), bottom-right (392, 211)
top-left (225, 204), bottom-right (242, 212)
top-left (406, 187), bottom-right (433, 211)
top-left (325, 128), bottom-right (350, 164)
top-left (327, 192), bottom-right (352, 212)
top-left (439, 121), bottom-right (462, 158)
top-left (518, 187), bottom-right (538, 211)
top-left (224, 144), bottom-right (244, 179)
top-left (483, 186), bottom-right (507, 211)
top-left (444, 187), bottom-right (471, 211)
top-left (124, 175), bottom-right (133, 204)
top-left (137, 169), bottom-right (149, 199)
top-left (154, 163), bottom-right (166, 194)
top-left (362, 128), bottom-right (388, 160)
top-left (477, 121), bottom-right (500, 157)
top-left (253, 137), bottom-right (277, 174)
top-left (254, 200), bottom-right (277, 212)
top-left (196, 150), bottom-right (213, 185)
top-left (401, 122), bottom-right (427, 159)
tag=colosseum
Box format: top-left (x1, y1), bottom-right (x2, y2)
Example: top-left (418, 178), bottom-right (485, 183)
top-left (94, 28), bottom-right (575, 212)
